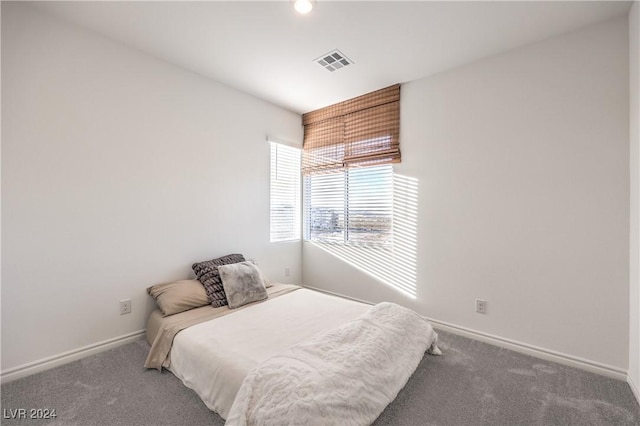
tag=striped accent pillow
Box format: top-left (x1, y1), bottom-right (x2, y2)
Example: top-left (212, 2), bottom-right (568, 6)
top-left (192, 253), bottom-right (245, 307)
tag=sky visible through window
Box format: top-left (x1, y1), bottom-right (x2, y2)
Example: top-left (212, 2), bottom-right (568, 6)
top-left (305, 164), bottom-right (393, 245)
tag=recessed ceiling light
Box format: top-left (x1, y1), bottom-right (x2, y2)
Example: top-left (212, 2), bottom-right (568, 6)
top-left (294, 0), bottom-right (314, 15)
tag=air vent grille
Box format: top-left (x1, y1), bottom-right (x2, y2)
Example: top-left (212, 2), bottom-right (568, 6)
top-left (315, 49), bottom-right (353, 72)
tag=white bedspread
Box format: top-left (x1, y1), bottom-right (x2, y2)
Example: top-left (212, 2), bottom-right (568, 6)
top-left (226, 302), bottom-right (440, 426)
top-left (169, 288), bottom-right (370, 419)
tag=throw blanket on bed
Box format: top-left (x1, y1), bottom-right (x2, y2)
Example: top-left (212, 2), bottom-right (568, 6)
top-left (226, 302), bottom-right (441, 426)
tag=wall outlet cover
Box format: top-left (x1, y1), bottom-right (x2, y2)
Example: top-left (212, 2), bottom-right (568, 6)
top-left (120, 299), bottom-right (132, 315)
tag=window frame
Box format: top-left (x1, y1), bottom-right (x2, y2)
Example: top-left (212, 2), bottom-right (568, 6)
top-left (269, 141), bottom-right (301, 243)
top-left (303, 163), bottom-right (394, 247)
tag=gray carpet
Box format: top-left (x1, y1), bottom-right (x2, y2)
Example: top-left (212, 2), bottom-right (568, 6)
top-left (1, 331), bottom-right (639, 425)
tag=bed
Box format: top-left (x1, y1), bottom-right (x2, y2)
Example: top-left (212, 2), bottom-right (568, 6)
top-left (145, 281), bottom-right (440, 425)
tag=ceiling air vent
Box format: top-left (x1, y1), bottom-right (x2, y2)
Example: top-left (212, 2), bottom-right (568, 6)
top-left (315, 49), bottom-right (353, 72)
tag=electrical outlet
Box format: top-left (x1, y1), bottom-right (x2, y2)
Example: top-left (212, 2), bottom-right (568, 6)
top-left (120, 299), bottom-right (132, 315)
top-left (475, 299), bottom-right (487, 314)
top-left (284, 267), bottom-right (291, 277)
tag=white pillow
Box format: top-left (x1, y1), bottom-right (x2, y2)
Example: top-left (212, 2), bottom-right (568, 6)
top-left (218, 261), bottom-right (268, 309)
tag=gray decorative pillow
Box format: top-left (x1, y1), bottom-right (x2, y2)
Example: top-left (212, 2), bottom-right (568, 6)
top-left (218, 261), bottom-right (268, 309)
top-left (192, 253), bottom-right (245, 307)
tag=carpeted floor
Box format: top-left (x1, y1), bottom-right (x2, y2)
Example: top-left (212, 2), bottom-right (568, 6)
top-left (1, 330), bottom-right (639, 425)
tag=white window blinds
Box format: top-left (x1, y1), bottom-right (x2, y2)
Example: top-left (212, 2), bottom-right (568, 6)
top-left (304, 164), bottom-right (393, 245)
top-left (270, 142), bottom-right (301, 242)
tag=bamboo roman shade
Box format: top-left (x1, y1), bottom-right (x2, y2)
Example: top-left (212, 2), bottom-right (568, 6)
top-left (302, 84), bottom-right (401, 174)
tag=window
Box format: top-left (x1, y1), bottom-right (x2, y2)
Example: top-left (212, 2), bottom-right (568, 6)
top-left (302, 85), bottom-right (400, 246)
top-left (270, 142), bottom-right (301, 242)
top-left (304, 164), bottom-right (393, 245)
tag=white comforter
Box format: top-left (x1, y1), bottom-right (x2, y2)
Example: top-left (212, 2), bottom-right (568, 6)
top-left (169, 289), bottom-right (371, 419)
top-left (226, 302), bottom-right (440, 426)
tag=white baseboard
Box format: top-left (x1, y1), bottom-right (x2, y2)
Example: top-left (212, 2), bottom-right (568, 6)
top-left (428, 319), bottom-right (627, 381)
top-left (303, 285), bottom-right (375, 305)
top-left (1, 329), bottom-right (146, 384)
top-left (629, 375), bottom-right (640, 406)
top-left (303, 285), bottom-right (627, 381)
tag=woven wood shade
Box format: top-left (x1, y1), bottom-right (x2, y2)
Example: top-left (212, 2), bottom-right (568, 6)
top-left (302, 84), bottom-right (400, 174)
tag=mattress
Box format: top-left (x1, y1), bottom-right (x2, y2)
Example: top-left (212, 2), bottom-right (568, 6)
top-left (167, 288), bottom-right (371, 419)
top-left (146, 306), bottom-right (213, 345)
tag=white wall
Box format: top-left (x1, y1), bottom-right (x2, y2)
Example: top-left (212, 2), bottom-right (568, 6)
top-left (1, 3), bottom-right (302, 372)
top-left (304, 17), bottom-right (630, 372)
top-left (629, 0), bottom-right (640, 400)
